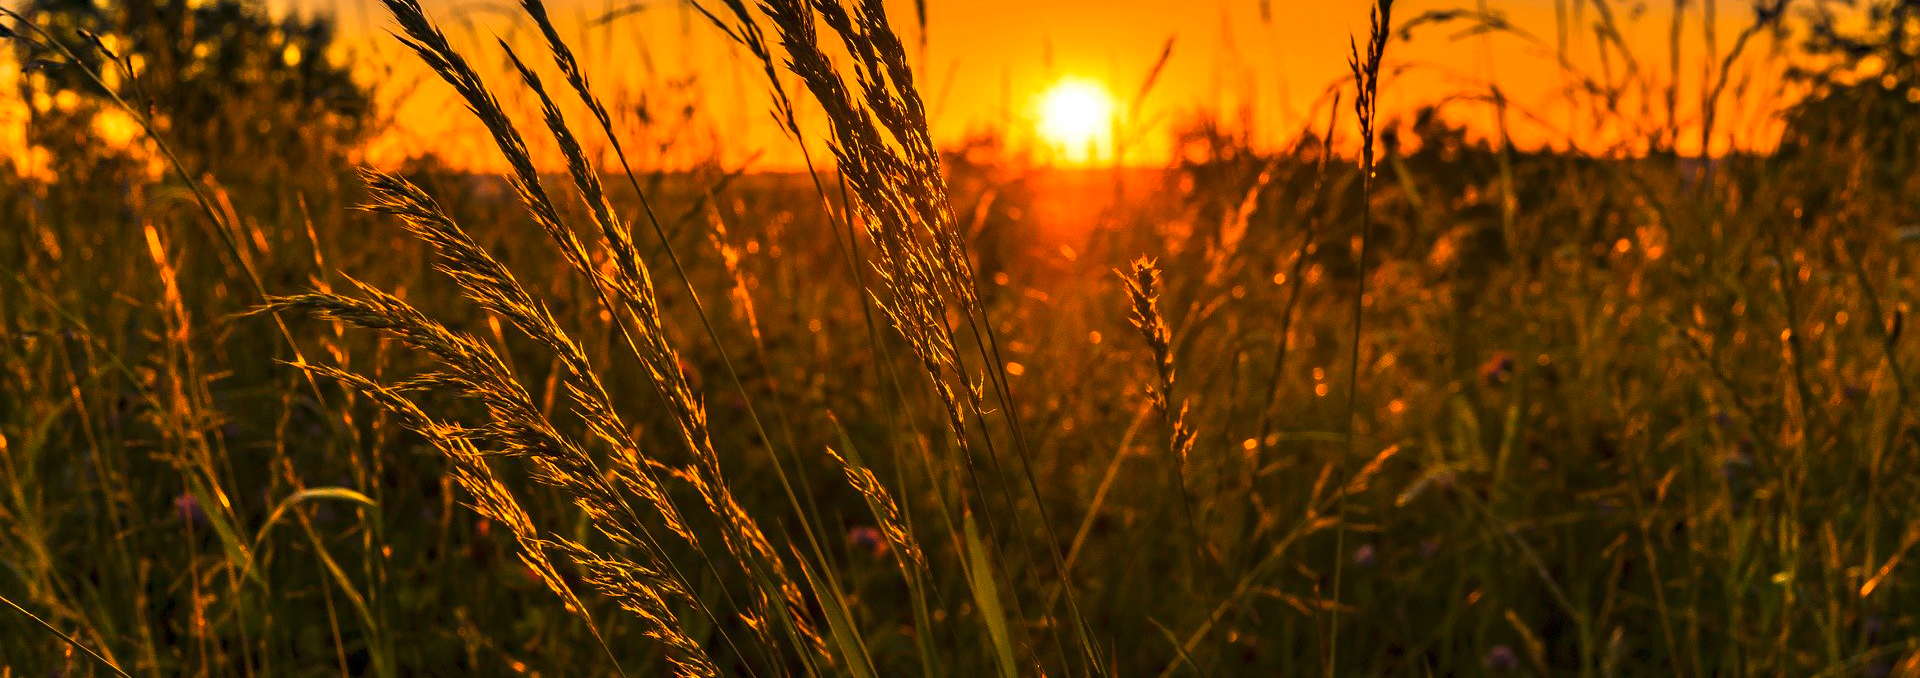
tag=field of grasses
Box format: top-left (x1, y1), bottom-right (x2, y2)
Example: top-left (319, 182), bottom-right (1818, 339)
top-left (4, 0), bottom-right (1920, 675)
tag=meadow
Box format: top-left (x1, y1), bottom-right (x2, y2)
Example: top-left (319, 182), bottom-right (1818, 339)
top-left (3, 0), bottom-right (1920, 675)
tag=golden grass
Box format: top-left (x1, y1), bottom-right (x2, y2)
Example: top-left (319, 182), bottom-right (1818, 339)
top-left (6, 0), bottom-right (1920, 675)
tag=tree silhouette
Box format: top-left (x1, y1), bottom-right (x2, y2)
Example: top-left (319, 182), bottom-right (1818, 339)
top-left (11, 0), bottom-right (372, 178)
top-left (1780, 0), bottom-right (1920, 185)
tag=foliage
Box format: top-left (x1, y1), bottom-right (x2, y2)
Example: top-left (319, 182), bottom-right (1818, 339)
top-left (10, 0), bottom-right (370, 178)
top-left (1782, 0), bottom-right (1920, 184)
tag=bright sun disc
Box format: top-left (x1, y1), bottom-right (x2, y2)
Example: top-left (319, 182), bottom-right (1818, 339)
top-left (1037, 78), bottom-right (1115, 163)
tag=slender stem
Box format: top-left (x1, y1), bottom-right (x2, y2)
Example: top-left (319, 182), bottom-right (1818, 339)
top-left (1332, 3), bottom-right (1394, 674)
top-left (0, 593), bottom-right (133, 678)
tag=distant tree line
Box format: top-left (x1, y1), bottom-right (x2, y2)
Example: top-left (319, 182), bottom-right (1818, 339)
top-left (9, 0), bottom-right (372, 180)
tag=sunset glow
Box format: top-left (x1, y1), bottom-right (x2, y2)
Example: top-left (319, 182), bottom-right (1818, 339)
top-left (7, 0), bottom-right (1913, 673)
top-left (241, 0), bottom-right (1810, 169)
top-left (1036, 78), bottom-right (1115, 164)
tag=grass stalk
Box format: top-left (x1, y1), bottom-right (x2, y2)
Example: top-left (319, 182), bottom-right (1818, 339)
top-left (1331, 2), bottom-right (1395, 674)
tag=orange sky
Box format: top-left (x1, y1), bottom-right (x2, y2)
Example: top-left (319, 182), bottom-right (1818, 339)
top-left (4, 0), bottom-right (1819, 173)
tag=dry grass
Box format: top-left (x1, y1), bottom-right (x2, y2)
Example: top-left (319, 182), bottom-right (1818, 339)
top-left (5, 0), bottom-right (1920, 676)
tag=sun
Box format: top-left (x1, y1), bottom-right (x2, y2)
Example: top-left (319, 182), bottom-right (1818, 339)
top-left (1036, 77), bottom-right (1116, 163)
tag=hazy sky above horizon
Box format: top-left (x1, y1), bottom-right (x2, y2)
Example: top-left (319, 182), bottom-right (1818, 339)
top-left (266, 0), bottom-right (1805, 168)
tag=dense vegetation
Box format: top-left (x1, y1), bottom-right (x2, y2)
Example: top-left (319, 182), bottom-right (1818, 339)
top-left (3, 0), bottom-right (1919, 675)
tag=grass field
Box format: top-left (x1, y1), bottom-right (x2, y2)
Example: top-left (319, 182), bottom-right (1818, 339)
top-left (4, 0), bottom-right (1920, 675)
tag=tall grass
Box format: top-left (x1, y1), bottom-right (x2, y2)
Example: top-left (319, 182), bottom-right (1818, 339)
top-left (1330, 2), bottom-right (1395, 673)
top-left (4, 0), bottom-right (1920, 675)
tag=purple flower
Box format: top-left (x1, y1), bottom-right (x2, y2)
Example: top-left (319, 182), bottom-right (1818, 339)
top-left (173, 493), bottom-right (206, 527)
top-left (848, 526), bottom-right (888, 557)
top-left (1484, 644), bottom-right (1520, 671)
top-left (1351, 544), bottom-right (1377, 567)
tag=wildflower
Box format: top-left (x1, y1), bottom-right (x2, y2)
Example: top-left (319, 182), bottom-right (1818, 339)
top-left (848, 526), bottom-right (888, 558)
top-left (1480, 351), bottom-right (1516, 386)
top-left (1484, 644), bottom-right (1520, 671)
top-left (1351, 543), bottom-right (1377, 567)
top-left (173, 493), bottom-right (206, 527)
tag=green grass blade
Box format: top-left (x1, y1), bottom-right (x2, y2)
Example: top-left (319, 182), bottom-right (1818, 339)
top-left (241, 487), bottom-right (378, 585)
top-left (795, 557), bottom-right (881, 678)
top-left (963, 511), bottom-right (1020, 678)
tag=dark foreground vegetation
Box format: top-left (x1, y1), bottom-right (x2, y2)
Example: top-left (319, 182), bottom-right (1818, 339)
top-left (4, 0), bottom-right (1920, 675)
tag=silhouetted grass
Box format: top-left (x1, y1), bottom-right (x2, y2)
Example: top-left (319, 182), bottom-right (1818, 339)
top-left (4, 0), bottom-right (1920, 676)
